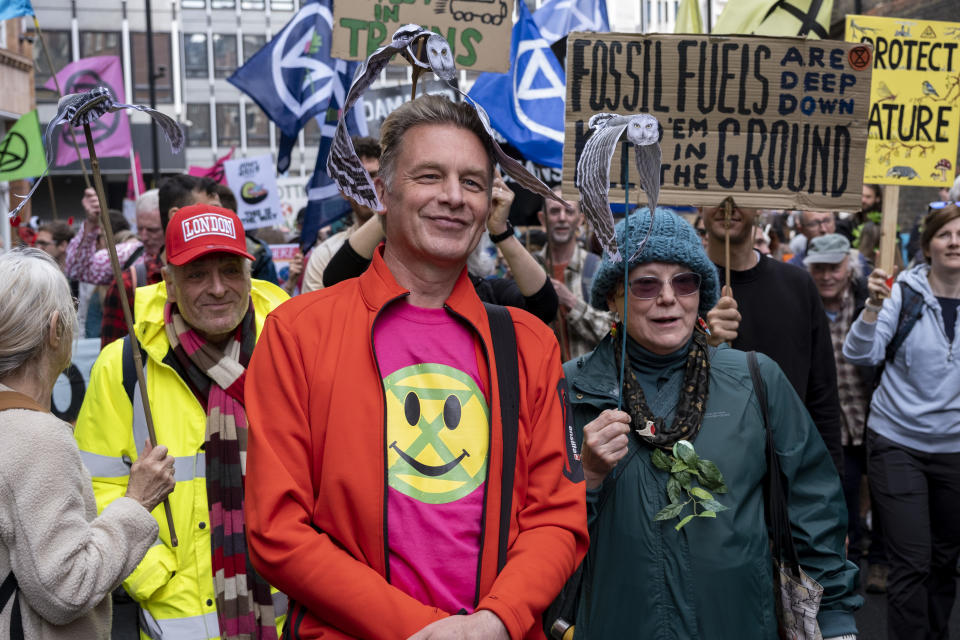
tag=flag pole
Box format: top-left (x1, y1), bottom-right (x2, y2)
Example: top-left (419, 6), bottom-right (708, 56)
top-left (33, 15), bottom-right (93, 190)
top-left (45, 176), bottom-right (59, 219)
top-left (82, 121), bottom-right (179, 547)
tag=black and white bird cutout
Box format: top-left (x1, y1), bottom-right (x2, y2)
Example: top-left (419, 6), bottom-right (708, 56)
top-left (575, 112), bottom-right (662, 262)
top-left (327, 25), bottom-right (455, 212)
top-left (327, 23), bottom-right (569, 214)
top-left (8, 86), bottom-right (184, 219)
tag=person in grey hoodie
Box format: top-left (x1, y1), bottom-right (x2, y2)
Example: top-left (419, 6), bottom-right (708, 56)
top-left (843, 204), bottom-right (960, 640)
top-left (0, 248), bottom-right (176, 640)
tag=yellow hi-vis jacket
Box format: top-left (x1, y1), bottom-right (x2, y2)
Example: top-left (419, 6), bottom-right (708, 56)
top-left (75, 279), bottom-right (289, 639)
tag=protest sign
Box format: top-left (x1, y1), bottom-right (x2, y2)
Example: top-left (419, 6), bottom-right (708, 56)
top-left (269, 243), bottom-right (300, 287)
top-left (562, 33), bottom-right (874, 211)
top-left (845, 15), bottom-right (960, 187)
top-left (223, 154), bottom-right (283, 230)
top-left (331, 0), bottom-right (514, 72)
top-left (277, 175), bottom-right (310, 229)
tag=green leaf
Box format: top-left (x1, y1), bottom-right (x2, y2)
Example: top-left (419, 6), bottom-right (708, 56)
top-left (676, 470), bottom-right (692, 489)
top-left (667, 476), bottom-right (683, 504)
top-left (670, 460), bottom-right (689, 473)
top-left (674, 514), bottom-right (695, 530)
top-left (697, 459), bottom-right (725, 488)
top-left (674, 440), bottom-right (699, 467)
top-left (651, 449), bottom-right (672, 471)
top-left (653, 501), bottom-right (686, 521)
top-left (712, 483), bottom-right (729, 494)
top-left (698, 510), bottom-right (717, 518)
top-left (700, 498), bottom-right (729, 513)
top-left (689, 486), bottom-right (714, 501)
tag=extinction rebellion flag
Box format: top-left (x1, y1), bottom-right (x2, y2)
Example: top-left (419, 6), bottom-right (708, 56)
top-left (0, 109), bottom-right (47, 182)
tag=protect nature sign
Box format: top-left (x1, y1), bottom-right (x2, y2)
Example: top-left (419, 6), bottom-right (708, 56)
top-left (845, 15), bottom-right (960, 187)
top-left (332, 0), bottom-right (514, 72)
top-left (562, 33), bottom-right (874, 211)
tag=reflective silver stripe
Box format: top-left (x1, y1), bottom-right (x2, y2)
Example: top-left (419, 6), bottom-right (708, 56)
top-left (272, 591), bottom-right (288, 617)
top-left (139, 607), bottom-right (219, 639)
top-left (174, 453), bottom-right (205, 482)
top-left (79, 450), bottom-right (130, 478)
top-left (132, 378), bottom-right (149, 457)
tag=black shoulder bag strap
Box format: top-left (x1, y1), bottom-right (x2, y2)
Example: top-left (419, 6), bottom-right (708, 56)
top-left (746, 352), bottom-right (801, 574)
top-left (1, 569), bottom-right (24, 640)
top-left (483, 303), bottom-right (519, 574)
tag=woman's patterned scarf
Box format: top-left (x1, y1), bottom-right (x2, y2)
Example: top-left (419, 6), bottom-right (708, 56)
top-left (614, 328), bottom-right (711, 450)
top-left (164, 301), bottom-right (277, 640)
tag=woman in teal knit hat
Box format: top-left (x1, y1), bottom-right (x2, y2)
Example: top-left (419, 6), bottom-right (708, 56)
top-left (562, 208), bottom-right (861, 639)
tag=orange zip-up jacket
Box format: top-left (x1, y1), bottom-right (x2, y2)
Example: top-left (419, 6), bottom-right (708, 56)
top-left (244, 249), bottom-right (588, 640)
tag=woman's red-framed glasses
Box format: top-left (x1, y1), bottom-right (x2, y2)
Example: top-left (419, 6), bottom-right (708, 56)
top-left (627, 272), bottom-right (702, 299)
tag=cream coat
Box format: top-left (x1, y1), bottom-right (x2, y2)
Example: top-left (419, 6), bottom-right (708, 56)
top-left (0, 383), bottom-right (158, 639)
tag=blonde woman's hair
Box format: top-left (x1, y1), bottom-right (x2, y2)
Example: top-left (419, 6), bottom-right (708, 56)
top-left (0, 248), bottom-right (78, 379)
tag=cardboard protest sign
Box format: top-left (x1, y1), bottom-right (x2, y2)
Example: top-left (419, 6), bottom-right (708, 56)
top-left (223, 154), bottom-right (283, 230)
top-left (845, 15), bottom-right (960, 187)
top-left (332, 0), bottom-right (514, 72)
top-left (562, 33), bottom-right (874, 211)
top-left (269, 243), bottom-right (300, 287)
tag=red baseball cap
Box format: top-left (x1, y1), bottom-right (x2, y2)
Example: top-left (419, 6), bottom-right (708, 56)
top-left (165, 204), bottom-right (254, 266)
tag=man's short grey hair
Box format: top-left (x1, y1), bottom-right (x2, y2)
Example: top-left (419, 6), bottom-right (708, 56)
top-left (378, 94), bottom-right (496, 191)
top-left (136, 188), bottom-right (160, 217)
top-left (0, 248), bottom-right (78, 379)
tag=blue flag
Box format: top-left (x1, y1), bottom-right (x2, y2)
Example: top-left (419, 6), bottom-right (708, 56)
top-left (532, 0), bottom-right (609, 44)
top-left (299, 94), bottom-right (367, 249)
top-left (0, 0), bottom-right (34, 22)
top-left (228, 0), bottom-right (363, 171)
top-left (468, 1), bottom-right (565, 168)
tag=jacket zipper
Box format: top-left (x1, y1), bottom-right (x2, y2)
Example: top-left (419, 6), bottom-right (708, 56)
top-left (371, 293), bottom-right (409, 584)
top-left (443, 304), bottom-right (493, 610)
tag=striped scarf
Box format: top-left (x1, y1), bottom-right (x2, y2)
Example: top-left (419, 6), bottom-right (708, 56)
top-left (164, 301), bottom-right (277, 640)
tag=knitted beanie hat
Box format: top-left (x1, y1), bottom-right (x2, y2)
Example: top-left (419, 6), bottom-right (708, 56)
top-left (590, 208), bottom-right (720, 317)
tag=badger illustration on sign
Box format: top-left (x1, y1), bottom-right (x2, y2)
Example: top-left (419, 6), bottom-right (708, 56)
top-left (886, 166), bottom-right (919, 179)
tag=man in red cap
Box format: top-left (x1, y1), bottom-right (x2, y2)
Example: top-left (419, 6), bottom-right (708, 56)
top-left (75, 204), bottom-right (290, 640)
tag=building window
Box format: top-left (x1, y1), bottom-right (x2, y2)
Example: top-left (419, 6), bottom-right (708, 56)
top-left (80, 31), bottom-right (121, 58)
top-left (130, 32), bottom-right (173, 103)
top-left (245, 103), bottom-right (269, 147)
top-left (181, 0), bottom-right (205, 7)
top-left (216, 103), bottom-right (241, 147)
top-left (212, 34), bottom-right (238, 79)
top-left (33, 30), bottom-right (71, 103)
top-left (242, 34), bottom-right (266, 63)
top-left (211, 0), bottom-right (235, 8)
top-left (241, 0), bottom-right (265, 9)
top-left (271, 0), bottom-right (295, 9)
top-left (186, 103), bottom-right (211, 147)
top-left (183, 33), bottom-right (209, 79)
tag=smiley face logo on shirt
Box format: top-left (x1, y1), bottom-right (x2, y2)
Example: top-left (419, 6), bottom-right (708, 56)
top-left (384, 363), bottom-right (489, 504)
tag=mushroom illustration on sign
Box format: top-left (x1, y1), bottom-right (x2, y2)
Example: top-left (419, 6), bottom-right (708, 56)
top-left (934, 158), bottom-right (952, 181)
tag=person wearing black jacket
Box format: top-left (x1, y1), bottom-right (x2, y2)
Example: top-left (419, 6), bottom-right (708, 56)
top-left (320, 175), bottom-right (559, 325)
top-left (704, 204), bottom-right (844, 474)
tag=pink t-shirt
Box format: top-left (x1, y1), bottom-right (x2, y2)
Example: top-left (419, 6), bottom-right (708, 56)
top-left (374, 300), bottom-right (490, 614)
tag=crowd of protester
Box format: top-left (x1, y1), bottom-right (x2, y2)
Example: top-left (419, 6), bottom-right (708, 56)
top-left (1, 97), bottom-right (958, 640)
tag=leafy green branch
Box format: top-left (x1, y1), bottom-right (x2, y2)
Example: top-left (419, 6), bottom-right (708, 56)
top-left (651, 440), bottom-right (729, 531)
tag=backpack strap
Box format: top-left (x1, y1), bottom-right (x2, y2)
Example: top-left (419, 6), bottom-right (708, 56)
top-left (121, 244), bottom-right (145, 270)
top-left (0, 391), bottom-right (48, 414)
top-left (0, 571), bottom-right (24, 640)
top-left (483, 303), bottom-right (519, 574)
top-left (884, 282), bottom-right (925, 364)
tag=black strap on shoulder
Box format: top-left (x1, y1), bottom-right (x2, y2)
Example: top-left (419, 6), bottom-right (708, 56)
top-left (746, 352), bottom-right (800, 573)
top-left (1, 572), bottom-right (24, 640)
top-left (133, 260), bottom-right (148, 289)
top-left (121, 244), bottom-right (145, 270)
top-left (884, 282), bottom-right (925, 364)
top-left (484, 303), bottom-right (519, 574)
top-left (121, 335), bottom-right (137, 404)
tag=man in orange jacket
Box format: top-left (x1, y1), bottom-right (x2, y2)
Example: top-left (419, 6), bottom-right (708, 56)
top-left (244, 94), bottom-right (588, 640)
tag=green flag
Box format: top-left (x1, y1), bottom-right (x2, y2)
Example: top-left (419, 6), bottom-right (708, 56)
top-left (674, 0), bottom-right (704, 34)
top-left (0, 109), bottom-right (46, 182)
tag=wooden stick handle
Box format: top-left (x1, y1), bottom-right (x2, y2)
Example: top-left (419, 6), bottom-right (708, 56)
top-left (878, 185), bottom-right (899, 276)
top-left (82, 123), bottom-right (178, 547)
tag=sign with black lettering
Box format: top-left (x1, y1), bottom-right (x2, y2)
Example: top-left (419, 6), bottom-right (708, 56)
top-left (845, 15), bottom-right (960, 187)
top-left (332, 0), bottom-right (513, 72)
top-left (563, 33), bottom-right (873, 211)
